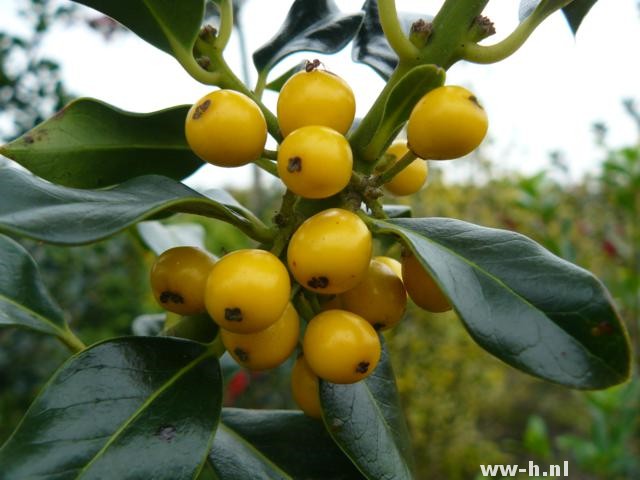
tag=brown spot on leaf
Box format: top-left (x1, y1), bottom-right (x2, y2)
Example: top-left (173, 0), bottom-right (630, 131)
top-left (24, 135), bottom-right (34, 144)
top-left (192, 99), bottom-right (211, 120)
top-left (591, 321), bottom-right (614, 337)
top-left (225, 307), bottom-right (243, 322)
top-left (156, 425), bottom-right (176, 442)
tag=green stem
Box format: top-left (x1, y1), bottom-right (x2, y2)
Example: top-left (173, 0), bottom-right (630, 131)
top-left (59, 328), bottom-right (86, 353)
top-left (262, 148), bottom-right (278, 160)
top-left (175, 45), bottom-right (223, 85)
top-left (217, 60), bottom-right (282, 142)
top-left (254, 70), bottom-right (268, 99)
top-left (297, 291), bottom-right (317, 321)
top-left (418, 0), bottom-right (490, 68)
top-left (366, 199), bottom-right (388, 219)
top-left (255, 158), bottom-right (278, 177)
top-left (270, 189), bottom-right (299, 256)
top-left (375, 150), bottom-right (418, 185)
top-left (378, 0), bottom-right (419, 61)
top-left (214, 0), bottom-right (234, 51)
top-left (461, 2), bottom-right (572, 64)
top-left (209, 334), bottom-right (226, 358)
top-left (232, 216), bottom-right (274, 244)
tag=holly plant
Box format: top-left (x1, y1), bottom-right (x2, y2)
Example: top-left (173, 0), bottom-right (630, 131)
top-left (0, 1), bottom-right (632, 479)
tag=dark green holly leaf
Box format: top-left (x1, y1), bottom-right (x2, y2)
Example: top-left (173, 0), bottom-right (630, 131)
top-left (0, 337), bottom-right (222, 479)
top-left (352, 0), bottom-right (428, 80)
top-left (562, 0), bottom-right (598, 34)
top-left (372, 217), bottom-right (631, 389)
top-left (71, 0), bottom-right (205, 58)
top-left (320, 338), bottom-right (414, 480)
top-left (0, 234), bottom-right (73, 341)
top-left (519, 0), bottom-right (595, 35)
top-left (0, 98), bottom-right (202, 188)
top-left (220, 408), bottom-right (363, 479)
top-left (208, 424), bottom-right (292, 480)
top-left (353, 64), bottom-right (444, 158)
top-left (376, 64), bottom-right (445, 142)
top-left (0, 167), bottom-right (272, 245)
top-left (519, 0), bottom-right (545, 21)
top-left (137, 221), bottom-right (207, 255)
top-left (253, 0), bottom-right (364, 73)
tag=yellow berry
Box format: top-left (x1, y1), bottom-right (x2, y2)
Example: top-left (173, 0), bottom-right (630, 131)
top-left (287, 208), bottom-right (372, 294)
top-left (205, 249), bottom-right (290, 333)
top-left (383, 142), bottom-right (428, 196)
top-left (291, 355), bottom-right (322, 419)
top-left (341, 259), bottom-right (407, 331)
top-left (150, 246), bottom-right (215, 316)
top-left (303, 309), bottom-right (381, 384)
top-left (277, 69), bottom-right (355, 137)
top-left (407, 86), bottom-right (488, 160)
top-left (221, 303), bottom-right (299, 371)
top-left (185, 89), bottom-right (267, 167)
top-left (277, 126), bottom-right (352, 199)
top-left (402, 253), bottom-right (451, 313)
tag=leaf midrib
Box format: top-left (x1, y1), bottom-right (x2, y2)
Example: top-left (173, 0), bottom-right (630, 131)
top-left (5, 144), bottom-right (191, 156)
top-left (209, 424), bottom-right (293, 480)
top-left (0, 292), bottom-right (66, 336)
top-left (378, 219), bottom-right (626, 381)
top-left (74, 349), bottom-right (215, 479)
top-left (323, 381), bottom-right (412, 480)
top-left (0, 195), bottom-right (250, 246)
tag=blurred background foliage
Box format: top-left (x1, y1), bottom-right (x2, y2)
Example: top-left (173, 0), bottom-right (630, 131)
top-left (1, 1), bottom-right (639, 478)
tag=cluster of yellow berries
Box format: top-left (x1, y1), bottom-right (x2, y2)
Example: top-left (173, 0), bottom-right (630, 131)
top-left (157, 63), bottom-right (488, 418)
top-left (185, 63), bottom-right (487, 198)
top-left (149, 230), bottom-right (451, 418)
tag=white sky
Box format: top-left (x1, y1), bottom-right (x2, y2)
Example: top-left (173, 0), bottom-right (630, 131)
top-left (1, 0), bottom-right (639, 188)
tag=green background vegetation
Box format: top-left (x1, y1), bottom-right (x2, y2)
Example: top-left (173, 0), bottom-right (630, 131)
top-left (1, 1), bottom-right (638, 478)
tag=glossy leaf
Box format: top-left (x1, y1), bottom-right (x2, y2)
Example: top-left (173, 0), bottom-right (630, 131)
top-left (220, 408), bottom-right (363, 479)
top-left (0, 337), bottom-right (222, 479)
top-left (72, 0), bottom-right (205, 57)
top-left (377, 64), bottom-right (445, 141)
top-left (352, 0), bottom-right (427, 80)
top-left (0, 98), bottom-right (202, 188)
top-left (519, 0), bottom-right (595, 34)
top-left (0, 234), bottom-right (70, 339)
top-left (0, 167), bottom-right (272, 245)
top-left (518, 0), bottom-right (544, 21)
top-left (137, 221), bottom-right (207, 255)
top-left (320, 338), bottom-right (414, 480)
top-left (562, 0), bottom-right (598, 34)
top-left (372, 217), bottom-right (631, 389)
top-left (355, 64), bottom-right (444, 156)
top-left (208, 424), bottom-right (291, 480)
top-left (253, 0), bottom-right (363, 72)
